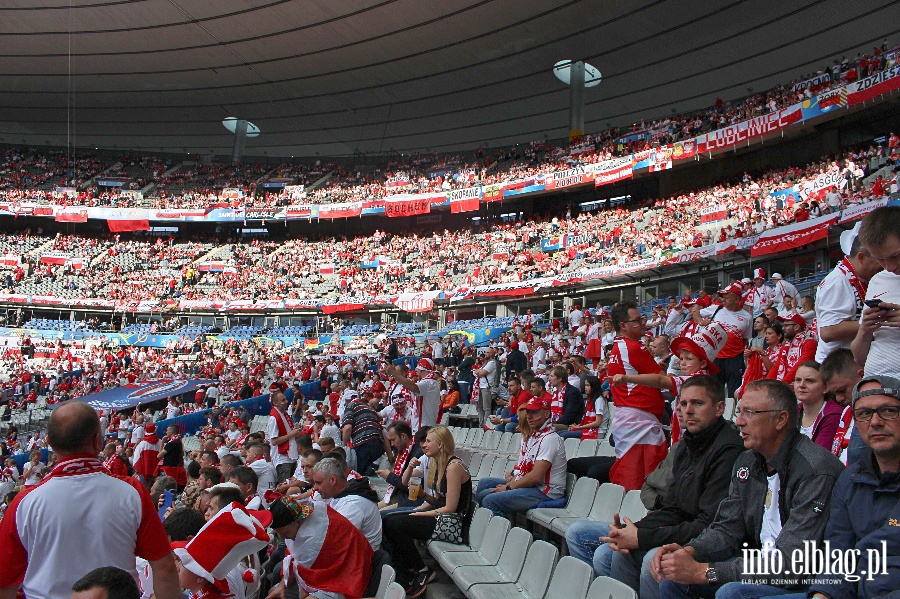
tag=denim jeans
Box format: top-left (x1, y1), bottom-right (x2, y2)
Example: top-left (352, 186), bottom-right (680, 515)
top-left (609, 546), bottom-right (660, 599)
top-left (564, 520), bottom-right (611, 570)
top-left (658, 565), bottom-right (798, 599)
top-left (557, 430), bottom-right (583, 439)
top-left (355, 440), bottom-right (386, 476)
top-left (474, 476), bottom-right (550, 516)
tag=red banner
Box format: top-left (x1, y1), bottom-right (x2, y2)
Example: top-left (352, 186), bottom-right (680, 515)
top-left (318, 203), bottom-right (362, 219)
top-left (751, 214), bottom-right (838, 257)
top-left (595, 163), bottom-right (633, 187)
top-left (384, 197), bottom-right (431, 218)
top-left (448, 187), bottom-right (481, 214)
top-left (696, 104), bottom-right (802, 153)
top-left (483, 184), bottom-right (503, 203)
top-left (322, 302), bottom-right (366, 314)
top-left (672, 139), bottom-right (696, 160)
top-left (107, 219), bottom-right (150, 232)
top-left (847, 66), bottom-right (900, 105)
top-left (55, 210), bottom-right (88, 223)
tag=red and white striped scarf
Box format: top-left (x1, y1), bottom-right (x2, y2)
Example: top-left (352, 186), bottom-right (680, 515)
top-left (384, 445), bottom-right (412, 503)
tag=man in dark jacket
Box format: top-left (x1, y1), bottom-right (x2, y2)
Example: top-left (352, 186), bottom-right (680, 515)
top-left (654, 379), bottom-right (845, 599)
top-left (548, 365), bottom-right (585, 429)
top-left (504, 341), bottom-right (528, 381)
top-left (375, 421), bottom-right (425, 510)
top-left (565, 375), bottom-right (744, 599)
top-left (803, 375), bottom-right (900, 599)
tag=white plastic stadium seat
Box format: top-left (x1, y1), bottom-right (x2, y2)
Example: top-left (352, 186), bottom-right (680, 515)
top-left (466, 539), bottom-right (558, 599)
top-left (429, 506), bottom-right (492, 557)
top-left (528, 476), bottom-right (598, 531)
top-left (587, 576), bottom-right (638, 599)
top-left (543, 556), bottom-right (594, 599)
top-left (451, 525), bottom-right (533, 591)
top-left (382, 581), bottom-right (406, 599)
top-left (618, 490), bottom-right (649, 523)
top-left (563, 437), bottom-right (581, 458)
top-left (375, 564), bottom-right (396, 599)
top-left (575, 438), bottom-right (598, 457)
top-left (437, 514), bottom-right (510, 572)
top-left (587, 483), bottom-right (626, 524)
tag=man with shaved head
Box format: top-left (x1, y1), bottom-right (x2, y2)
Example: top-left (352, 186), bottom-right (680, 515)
top-left (0, 402), bottom-right (181, 599)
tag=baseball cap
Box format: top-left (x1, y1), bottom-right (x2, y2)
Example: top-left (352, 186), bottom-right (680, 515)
top-left (852, 375), bottom-right (900, 407)
top-left (771, 273), bottom-right (783, 280)
top-left (521, 396), bottom-right (551, 411)
top-left (718, 281), bottom-right (745, 297)
top-left (779, 313), bottom-right (807, 329)
top-left (416, 358), bottom-right (435, 371)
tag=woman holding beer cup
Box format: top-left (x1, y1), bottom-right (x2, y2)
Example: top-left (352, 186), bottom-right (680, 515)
top-left (383, 425), bottom-right (472, 598)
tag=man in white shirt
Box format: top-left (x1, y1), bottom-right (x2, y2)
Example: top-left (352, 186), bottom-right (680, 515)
top-left (474, 349), bottom-right (500, 426)
top-left (815, 228), bottom-right (883, 362)
top-left (852, 206), bottom-right (900, 377)
top-left (267, 392), bottom-right (300, 484)
top-left (531, 340), bottom-right (547, 372)
top-left (568, 304), bottom-right (584, 331)
top-left (311, 457), bottom-right (382, 551)
top-left (383, 359), bottom-right (442, 430)
top-left (474, 395), bottom-right (567, 516)
top-left (769, 273), bottom-right (799, 311)
top-left (244, 444), bottom-right (277, 497)
top-left (432, 337), bottom-right (445, 366)
top-left (700, 282), bottom-right (753, 397)
top-left (204, 383), bottom-right (219, 407)
top-left (743, 268), bottom-right (774, 318)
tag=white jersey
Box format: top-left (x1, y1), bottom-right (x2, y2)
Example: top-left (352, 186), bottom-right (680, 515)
top-left (815, 260), bottom-right (867, 362)
top-left (861, 271), bottom-right (900, 376)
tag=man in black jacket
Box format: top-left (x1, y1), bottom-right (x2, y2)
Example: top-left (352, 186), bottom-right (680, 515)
top-left (504, 341), bottom-right (528, 381)
top-left (566, 375), bottom-right (743, 599)
top-left (548, 365), bottom-right (585, 429)
top-left (375, 421), bottom-right (425, 510)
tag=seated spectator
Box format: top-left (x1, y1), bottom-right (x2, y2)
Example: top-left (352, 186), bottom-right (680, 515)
top-left (653, 380), bottom-right (845, 598)
top-left (800, 374), bottom-right (900, 598)
top-left (563, 375), bottom-right (610, 440)
top-left (489, 375), bottom-right (532, 433)
top-left (819, 349), bottom-right (863, 465)
top-left (375, 421), bottom-right (425, 510)
top-left (567, 376), bottom-right (743, 598)
top-left (382, 426), bottom-right (472, 597)
top-left (474, 395), bottom-right (567, 516)
top-left (268, 496), bottom-right (373, 599)
top-left (311, 457), bottom-right (382, 551)
top-left (794, 361), bottom-right (842, 450)
top-left (766, 314), bottom-right (817, 385)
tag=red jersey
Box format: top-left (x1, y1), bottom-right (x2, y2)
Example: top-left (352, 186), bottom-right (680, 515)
top-left (608, 337), bottom-right (665, 419)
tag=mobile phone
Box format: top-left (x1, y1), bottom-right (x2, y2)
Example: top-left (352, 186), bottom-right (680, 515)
top-left (864, 299), bottom-right (884, 309)
top-left (158, 490), bottom-right (174, 521)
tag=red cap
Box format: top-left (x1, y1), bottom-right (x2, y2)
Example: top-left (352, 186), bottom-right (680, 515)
top-left (144, 423), bottom-right (156, 434)
top-left (510, 341), bottom-right (519, 350)
top-left (521, 396), bottom-right (551, 411)
top-left (718, 281), bottom-right (745, 297)
top-left (779, 313), bottom-right (807, 329)
top-left (416, 358), bottom-right (435, 371)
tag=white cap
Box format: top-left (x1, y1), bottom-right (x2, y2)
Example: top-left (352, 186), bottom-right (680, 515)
top-left (840, 221), bottom-right (862, 256)
top-left (770, 272), bottom-right (783, 280)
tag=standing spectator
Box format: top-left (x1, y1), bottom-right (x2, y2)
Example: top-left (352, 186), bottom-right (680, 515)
top-left (548, 365), bottom-right (586, 435)
top-left (383, 360), bottom-right (442, 430)
top-left (504, 341), bottom-right (527, 380)
top-left (766, 314), bottom-right (817, 385)
top-left (701, 281), bottom-right (753, 397)
top-left (341, 391), bottom-right (393, 476)
top-left (769, 273), bottom-right (799, 311)
top-left (653, 380), bottom-right (844, 599)
top-left (473, 348), bottom-right (500, 426)
top-left (267, 392), bottom-right (300, 484)
top-left (815, 228), bottom-right (883, 362)
top-left (0, 402), bottom-right (179, 599)
top-left (474, 395), bottom-right (567, 516)
top-left (21, 451), bottom-right (46, 487)
top-left (745, 268), bottom-right (774, 318)
top-left (456, 345), bottom-right (475, 406)
top-left (157, 425), bottom-right (186, 490)
top-left (607, 300), bottom-right (668, 491)
top-left (852, 206), bottom-right (900, 375)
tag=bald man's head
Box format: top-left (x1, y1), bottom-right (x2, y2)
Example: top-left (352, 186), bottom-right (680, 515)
top-left (48, 402), bottom-right (101, 455)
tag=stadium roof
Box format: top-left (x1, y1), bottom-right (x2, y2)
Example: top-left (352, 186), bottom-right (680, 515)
top-left (1, 0), bottom-right (896, 158)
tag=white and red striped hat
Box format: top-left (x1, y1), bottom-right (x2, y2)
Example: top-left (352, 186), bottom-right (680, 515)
top-left (717, 281), bottom-right (745, 297)
top-left (753, 268), bottom-right (766, 280)
top-left (416, 358), bottom-right (435, 371)
top-left (671, 322), bottom-right (728, 375)
top-left (172, 502), bottom-right (270, 593)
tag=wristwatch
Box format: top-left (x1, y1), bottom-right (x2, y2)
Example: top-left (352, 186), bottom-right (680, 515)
top-left (705, 565), bottom-right (718, 584)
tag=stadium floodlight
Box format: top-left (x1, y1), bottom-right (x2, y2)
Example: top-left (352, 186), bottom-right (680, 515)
top-left (553, 60), bottom-right (601, 141)
top-left (223, 117), bottom-right (261, 163)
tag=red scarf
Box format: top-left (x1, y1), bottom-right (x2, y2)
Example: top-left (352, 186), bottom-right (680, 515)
top-left (270, 407), bottom-right (295, 455)
top-left (550, 386), bottom-right (565, 423)
top-left (52, 455), bottom-right (106, 477)
top-left (831, 405), bottom-right (854, 458)
top-left (837, 257), bottom-right (868, 315)
top-left (384, 445), bottom-right (412, 502)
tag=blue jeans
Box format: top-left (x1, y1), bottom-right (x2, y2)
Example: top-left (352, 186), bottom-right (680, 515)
top-left (458, 381), bottom-right (472, 403)
top-left (609, 545), bottom-right (661, 599)
top-left (557, 430), bottom-right (583, 438)
top-left (564, 520), bottom-right (611, 571)
top-left (474, 477), bottom-right (550, 516)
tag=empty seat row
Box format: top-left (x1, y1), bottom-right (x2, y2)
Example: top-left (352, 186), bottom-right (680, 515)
top-left (428, 507), bottom-right (636, 599)
top-left (527, 480), bottom-right (647, 536)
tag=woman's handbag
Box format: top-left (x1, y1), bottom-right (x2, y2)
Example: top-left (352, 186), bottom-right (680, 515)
top-left (430, 512), bottom-right (465, 544)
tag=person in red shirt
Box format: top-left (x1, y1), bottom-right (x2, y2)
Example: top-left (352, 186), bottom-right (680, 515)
top-left (606, 301), bottom-right (668, 491)
top-left (794, 202), bottom-right (811, 222)
top-left (489, 375), bottom-right (532, 433)
top-left (101, 442), bottom-right (130, 477)
top-left (694, 289), bottom-right (713, 308)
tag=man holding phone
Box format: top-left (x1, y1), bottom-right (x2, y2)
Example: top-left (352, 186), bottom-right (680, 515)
top-left (852, 206), bottom-right (900, 376)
